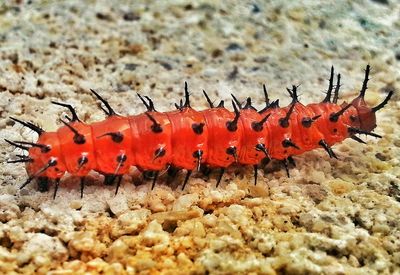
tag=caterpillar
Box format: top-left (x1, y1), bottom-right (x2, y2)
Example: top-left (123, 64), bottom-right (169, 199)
top-left (5, 65), bottom-right (393, 199)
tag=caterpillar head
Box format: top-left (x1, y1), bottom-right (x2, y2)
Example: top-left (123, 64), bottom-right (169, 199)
top-left (348, 65), bottom-right (393, 132)
top-left (351, 91), bottom-right (393, 132)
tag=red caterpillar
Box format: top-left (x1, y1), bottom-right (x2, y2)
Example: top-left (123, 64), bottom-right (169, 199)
top-left (6, 65), bottom-right (393, 198)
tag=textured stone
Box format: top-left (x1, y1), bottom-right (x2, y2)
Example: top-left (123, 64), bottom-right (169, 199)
top-left (0, 0), bottom-right (399, 274)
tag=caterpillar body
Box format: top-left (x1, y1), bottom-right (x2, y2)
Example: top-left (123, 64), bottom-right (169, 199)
top-left (6, 65), bottom-right (393, 198)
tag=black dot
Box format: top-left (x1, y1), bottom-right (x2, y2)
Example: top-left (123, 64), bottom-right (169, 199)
top-left (41, 146), bottom-right (51, 153)
top-left (151, 124), bottom-right (163, 133)
top-left (350, 115), bottom-right (357, 122)
top-left (110, 132), bottom-right (123, 143)
top-left (251, 121), bottom-right (263, 132)
top-left (333, 128), bottom-right (338, 133)
top-left (192, 150), bottom-right (203, 158)
top-left (279, 118), bottom-right (289, 128)
top-left (154, 148), bottom-right (166, 158)
top-left (282, 140), bottom-right (290, 148)
top-left (226, 121), bottom-right (238, 132)
top-left (73, 134), bottom-right (86, 145)
top-left (117, 154), bottom-right (127, 163)
top-left (77, 156), bottom-right (88, 166)
top-left (301, 117), bottom-right (312, 128)
top-left (226, 146), bottom-right (237, 156)
top-left (329, 113), bottom-right (339, 122)
top-left (192, 123), bottom-right (205, 134)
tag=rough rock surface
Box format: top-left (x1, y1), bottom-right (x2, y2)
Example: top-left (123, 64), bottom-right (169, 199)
top-left (1, 0), bottom-right (399, 274)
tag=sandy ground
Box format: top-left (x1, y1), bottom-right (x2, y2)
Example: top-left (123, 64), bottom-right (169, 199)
top-left (0, 0), bottom-right (399, 274)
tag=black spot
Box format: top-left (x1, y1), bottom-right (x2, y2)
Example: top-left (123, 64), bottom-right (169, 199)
top-left (154, 148), bottom-right (166, 158)
top-left (122, 11), bottom-right (140, 21)
top-left (73, 134), bottom-right (86, 145)
top-left (226, 146), bottom-right (237, 156)
top-left (251, 121), bottom-right (263, 132)
top-left (329, 113), bottom-right (339, 122)
top-left (151, 124), bottom-right (163, 133)
top-left (41, 146), bottom-right (51, 153)
top-left (226, 43), bottom-right (243, 51)
top-left (350, 115), bottom-right (357, 122)
top-left (333, 128), bottom-right (338, 133)
top-left (159, 62), bottom-right (172, 71)
top-left (282, 139), bottom-right (300, 149)
top-left (301, 117), bottom-right (312, 128)
top-left (110, 132), bottom-right (124, 143)
top-left (145, 113), bottom-right (163, 133)
top-left (226, 121), bottom-right (238, 131)
top-left (125, 63), bottom-right (138, 71)
top-left (96, 12), bottom-right (111, 21)
top-left (77, 156), bottom-right (88, 166)
top-left (49, 159), bottom-right (57, 166)
top-left (192, 123), bottom-right (205, 134)
top-left (251, 4), bottom-right (260, 13)
top-left (193, 150), bottom-right (203, 158)
top-left (117, 154), bottom-right (127, 163)
top-left (279, 117), bottom-right (289, 128)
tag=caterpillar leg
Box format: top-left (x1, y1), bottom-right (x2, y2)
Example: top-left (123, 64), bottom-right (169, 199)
top-left (216, 168), bottom-right (225, 188)
top-left (282, 159), bottom-right (290, 177)
top-left (53, 178), bottom-right (60, 200)
top-left (287, 156), bottom-right (296, 167)
top-left (151, 171), bottom-right (159, 190)
top-left (350, 135), bottom-right (366, 144)
top-left (20, 158), bottom-right (58, 190)
top-left (254, 164), bottom-right (258, 186)
top-left (181, 170), bottom-right (192, 190)
top-left (319, 139), bottom-right (337, 159)
top-left (114, 175), bottom-right (123, 195)
top-left (80, 177), bottom-right (85, 198)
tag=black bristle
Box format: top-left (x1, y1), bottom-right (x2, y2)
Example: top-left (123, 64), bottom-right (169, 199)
top-left (322, 66), bottom-right (334, 103)
top-left (51, 101), bottom-right (80, 122)
top-left (90, 89), bottom-right (116, 116)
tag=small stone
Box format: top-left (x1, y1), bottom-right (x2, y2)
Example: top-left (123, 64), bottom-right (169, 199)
top-left (124, 63), bottom-right (138, 71)
top-left (177, 252), bottom-right (193, 266)
top-left (96, 13), bottom-right (112, 21)
top-left (69, 200), bottom-right (82, 210)
top-left (172, 193), bottom-right (199, 211)
top-left (142, 220), bottom-right (170, 246)
top-left (123, 12), bottom-right (140, 21)
top-left (226, 43), bottom-right (243, 51)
